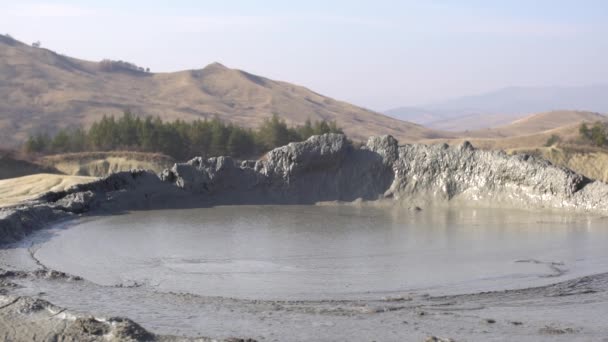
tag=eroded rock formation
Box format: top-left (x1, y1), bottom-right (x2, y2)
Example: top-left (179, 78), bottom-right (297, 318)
top-left (162, 133), bottom-right (608, 210)
top-left (161, 134), bottom-right (394, 203)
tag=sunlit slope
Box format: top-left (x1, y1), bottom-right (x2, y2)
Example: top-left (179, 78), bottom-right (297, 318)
top-left (0, 35), bottom-right (448, 147)
top-left (40, 152), bottom-right (174, 177)
top-left (0, 174), bottom-right (96, 207)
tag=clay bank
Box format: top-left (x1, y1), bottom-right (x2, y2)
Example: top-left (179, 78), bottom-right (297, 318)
top-left (1, 134), bottom-right (608, 341)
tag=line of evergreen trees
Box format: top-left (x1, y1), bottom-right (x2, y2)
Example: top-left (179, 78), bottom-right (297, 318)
top-left (24, 112), bottom-right (344, 160)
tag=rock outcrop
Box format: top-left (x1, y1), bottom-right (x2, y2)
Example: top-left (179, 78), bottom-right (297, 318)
top-left (161, 134), bottom-right (394, 203)
top-left (162, 133), bottom-right (608, 211)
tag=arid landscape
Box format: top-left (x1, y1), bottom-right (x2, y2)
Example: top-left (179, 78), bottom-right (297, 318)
top-left (2, 2), bottom-right (608, 341)
top-left (2, 35), bottom-right (608, 199)
top-left (0, 34), bottom-right (444, 148)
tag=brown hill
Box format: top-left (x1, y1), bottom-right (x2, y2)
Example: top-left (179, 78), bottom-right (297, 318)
top-left (428, 112), bottom-right (527, 132)
top-left (461, 111), bottom-right (608, 139)
top-left (0, 35), bottom-right (447, 148)
top-left (425, 111), bottom-right (607, 149)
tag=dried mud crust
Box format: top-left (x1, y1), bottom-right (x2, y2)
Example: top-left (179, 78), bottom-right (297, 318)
top-left (0, 269), bottom-right (607, 341)
top-left (0, 295), bottom-right (258, 341)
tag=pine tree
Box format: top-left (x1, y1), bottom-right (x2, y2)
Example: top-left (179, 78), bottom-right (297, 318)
top-left (22, 112), bottom-right (344, 160)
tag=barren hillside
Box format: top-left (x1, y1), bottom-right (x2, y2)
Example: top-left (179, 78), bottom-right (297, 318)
top-left (0, 35), bottom-right (447, 147)
top-left (40, 151), bottom-right (174, 177)
top-left (385, 85), bottom-right (608, 130)
top-left (462, 111), bottom-right (608, 139)
top-left (0, 173), bottom-right (96, 207)
top-left (425, 111), bottom-right (607, 147)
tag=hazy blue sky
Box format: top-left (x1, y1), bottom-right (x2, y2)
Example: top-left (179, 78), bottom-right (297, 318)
top-left (1, 0), bottom-right (607, 110)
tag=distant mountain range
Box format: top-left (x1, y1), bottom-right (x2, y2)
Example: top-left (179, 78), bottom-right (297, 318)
top-left (0, 35), bottom-right (447, 148)
top-left (385, 85), bottom-right (608, 131)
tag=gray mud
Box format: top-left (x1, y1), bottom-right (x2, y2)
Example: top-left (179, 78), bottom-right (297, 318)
top-left (2, 134), bottom-right (608, 341)
top-left (23, 206), bottom-right (608, 299)
top-left (2, 206), bottom-right (608, 341)
top-left (2, 266), bottom-right (608, 341)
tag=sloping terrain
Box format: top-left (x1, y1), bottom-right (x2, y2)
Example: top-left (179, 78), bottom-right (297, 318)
top-left (40, 151), bottom-right (174, 177)
top-left (425, 112), bottom-right (533, 132)
top-left (385, 85), bottom-right (608, 130)
top-left (0, 152), bottom-right (56, 180)
top-left (0, 173), bottom-right (96, 207)
top-left (463, 111), bottom-right (608, 139)
top-left (0, 151), bottom-right (172, 206)
top-left (426, 111), bottom-right (607, 148)
top-left (0, 35), bottom-right (447, 148)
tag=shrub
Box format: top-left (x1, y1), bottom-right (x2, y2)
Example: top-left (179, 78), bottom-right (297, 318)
top-left (544, 134), bottom-right (561, 147)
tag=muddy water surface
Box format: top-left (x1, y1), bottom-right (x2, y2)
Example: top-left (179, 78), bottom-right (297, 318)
top-left (31, 205), bottom-right (608, 299)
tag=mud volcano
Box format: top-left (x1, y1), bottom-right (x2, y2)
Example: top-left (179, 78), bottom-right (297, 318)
top-left (2, 134), bottom-right (608, 341)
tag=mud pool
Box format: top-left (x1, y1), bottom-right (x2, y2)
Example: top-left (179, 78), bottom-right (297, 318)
top-left (20, 206), bottom-right (608, 299)
top-left (3, 205), bottom-right (608, 340)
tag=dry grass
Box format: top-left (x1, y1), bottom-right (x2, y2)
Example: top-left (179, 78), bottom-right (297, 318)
top-left (425, 111), bottom-right (607, 150)
top-left (455, 111), bottom-right (608, 139)
top-left (0, 37), bottom-right (449, 148)
top-left (423, 126), bottom-right (571, 150)
top-left (39, 151), bottom-right (174, 177)
top-left (0, 174), bottom-right (96, 207)
top-left (509, 146), bottom-right (608, 183)
top-left (0, 151), bottom-right (172, 206)
top-left (430, 112), bottom-right (524, 131)
top-left (40, 151), bottom-right (173, 163)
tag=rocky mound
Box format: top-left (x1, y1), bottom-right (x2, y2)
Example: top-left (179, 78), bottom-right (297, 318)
top-left (162, 134), bottom-right (608, 211)
top-left (161, 134), bottom-right (394, 203)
